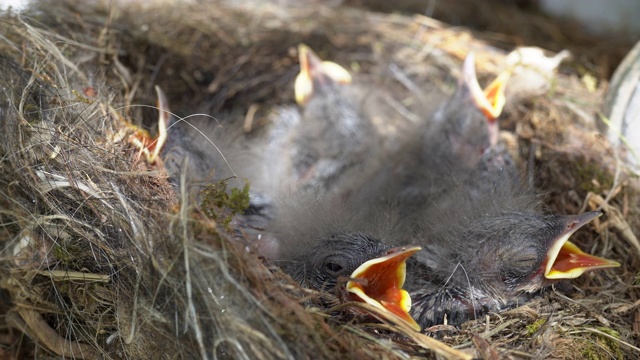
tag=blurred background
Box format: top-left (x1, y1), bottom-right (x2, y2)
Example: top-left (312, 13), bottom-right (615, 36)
top-left (4, 0), bottom-right (636, 78)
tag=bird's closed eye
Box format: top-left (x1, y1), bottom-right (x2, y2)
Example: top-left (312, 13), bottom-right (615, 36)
top-left (500, 244), bottom-right (540, 276)
top-left (507, 253), bottom-right (539, 276)
top-left (323, 261), bottom-right (344, 274)
top-left (514, 255), bottom-right (537, 267)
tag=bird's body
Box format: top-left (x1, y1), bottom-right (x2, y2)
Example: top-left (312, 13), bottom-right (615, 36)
top-left (269, 191), bottom-right (421, 330)
top-left (288, 45), bottom-right (391, 195)
top-left (160, 45), bottom-right (391, 199)
top-left (160, 107), bottom-right (284, 195)
top-left (346, 52), bottom-right (618, 326)
top-left (355, 53), bottom-right (513, 216)
top-left (290, 84), bottom-right (378, 192)
top-left (398, 178), bottom-right (618, 328)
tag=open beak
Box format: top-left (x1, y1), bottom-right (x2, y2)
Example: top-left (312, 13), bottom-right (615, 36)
top-left (346, 245), bottom-right (422, 331)
top-left (294, 44), bottom-right (352, 105)
top-left (122, 86), bottom-right (171, 164)
top-left (149, 86), bottom-right (171, 163)
top-left (463, 53), bottom-right (509, 146)
top-left (544, 211), bottom-right (620, 279)
top-left (482, 72), bottom-right (509, 121)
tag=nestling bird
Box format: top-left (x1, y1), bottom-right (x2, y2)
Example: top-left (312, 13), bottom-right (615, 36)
top-left (271, 192), bottom-right (421, 330)
top-left (396, 171), bottom-right (620, 328)
top-left (359, 52), bottom-right (513, 213)
top-left (381, 92), bottom-right (620, 328)
top-left (282, 232), bottom-right (421, 329)
top-left (153, 45), bottom-right (391, 253)
top-left (156, 44), bottom-right (387, 198)
top-left (150, 86), bottom-right (286, 258)
top-left (406, 209), bottom-right (619, 328)
top-left (425, 52), bottom-right (509, 170)
top-left (287, 44), bottom-right (386, 193)
top-left (151, 45), bottom-right (392, 262)
top-left (353, 52), bottom-right (620, 327)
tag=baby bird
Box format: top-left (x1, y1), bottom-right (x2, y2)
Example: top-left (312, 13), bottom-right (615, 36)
top-left (157, 44), bottom-right (386, 198)
top-left (406, 209), bottom-right (619, 328)
top-left (382, 103), bottom-right (620, 328)
top-left (287, 44), bottom-right (386, 194)
top-left (361, 53), bottom-right (512, 213)
top-left (428, 53), bottom-right (508, 168)
top-left (157, 93), bottom-right (265, 192)
top-left (271, 192), bottom-right (421, 330)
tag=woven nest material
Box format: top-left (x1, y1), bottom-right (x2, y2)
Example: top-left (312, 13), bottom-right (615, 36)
top-left (0, 0), bottom-right (638, 359)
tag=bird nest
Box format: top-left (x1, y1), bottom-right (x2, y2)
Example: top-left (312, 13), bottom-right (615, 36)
top-left (0, 0), bottom-right (637, 359)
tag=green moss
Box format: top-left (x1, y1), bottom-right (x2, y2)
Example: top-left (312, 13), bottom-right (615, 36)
top-left (200, 178), bottom-right (251, 231)
top-left (573, 160), bottom-right (614, 193)
top-left (53, 244), bottom-right (72, 265)
top-left (578, 328), bottom-right (624, 360)
top-left (596, 328), bottom-right (624, 359)
top-left (53, 241), bottom-right (82, 268)
top-left (580, 342), bottom-right (601, 360)
top-left (525, 318), bottom-right (547, 337)
top-left (228, 183), bottom-right (251, 212)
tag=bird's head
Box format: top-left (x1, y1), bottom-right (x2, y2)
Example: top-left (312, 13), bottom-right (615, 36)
top-left (284, 232), bottom-right (421, 331)
top-left (431, 53), bottom-right (509, 168)
top-left (462, 211), bottom-right (561, 296)
top-left (454, 211), bottom-right (619, 296)
top-left (294, 44), bottom-right (352, 106)
top-left (287, 233), bottom-right (387, 290)
top-left (289, 45), bottom-right (379, 191)
top-left (409, 210), bottom-right (619, 328)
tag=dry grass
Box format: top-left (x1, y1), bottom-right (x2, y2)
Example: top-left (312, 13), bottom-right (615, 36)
top-left (0, 0), bottom-right (637, 359)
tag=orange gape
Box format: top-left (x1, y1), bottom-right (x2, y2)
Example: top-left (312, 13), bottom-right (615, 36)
top-left (120, 86), bottom-right (170, 165)
top-left (347, 246), bottom-right (422, 331)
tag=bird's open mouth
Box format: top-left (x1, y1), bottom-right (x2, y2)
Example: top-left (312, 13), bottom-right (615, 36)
top-left (544, 211), bottom-right (620, 279)
top-left (465, 52), bottom-right (509, 121)
top-left (123, 86), bottom-right (170, 164)
top-left (346, 246), bottom-right (422, 331)
top-left (294, 44), bottom-right (352, 105)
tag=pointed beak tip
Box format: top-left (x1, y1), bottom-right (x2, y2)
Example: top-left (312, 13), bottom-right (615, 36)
top-left (544, 240), bottom-right (621, 280)
top-left (462, 52), bottom-right (507, 120)
top-left (543, 211), bottom-right (616, 279)
top-left (545, 257), bottom-right (620, 279)
top-left (581, 211), bottom-right (602, 222)
top-left (297, 43), bottom-right (310, 59)
top-left (392, 245), bottom-right (422, 255)
top-left (464, 52), bottom-right (476, 68)
top-left (348, 245), bottom-right (421, 285)
top-left (402, 315), bottom-right (422, 332)
top-left (320, 61), bottom-right (353, 85)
